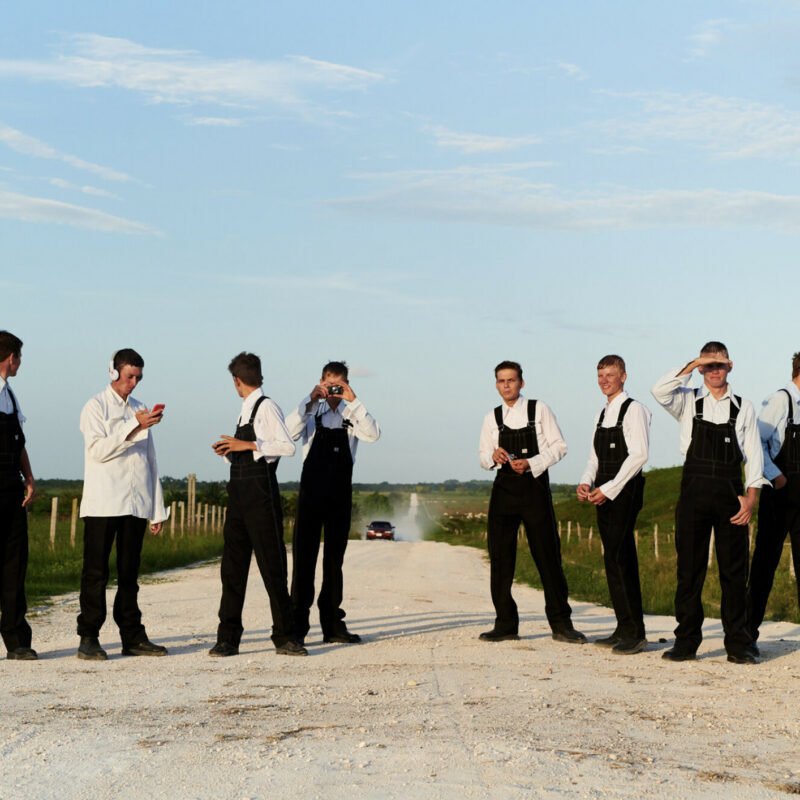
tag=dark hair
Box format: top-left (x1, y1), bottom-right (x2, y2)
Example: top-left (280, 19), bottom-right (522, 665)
top-left (228, 352), bottom-right (263, 387)
top-left (494, 360), bottom-right (523, 380)
top-left (700, 340), bottom-right (729, 359)
top-left (321, 360), bottom-right (349, 381)
top-left (792, 352), bottom-right (800, 380)
top-left (0, 331), bottom-right (23, 362)
top-left (597, 354), bottom-right (626, 373)
top-left (113, 348), bottom-right (144, 372)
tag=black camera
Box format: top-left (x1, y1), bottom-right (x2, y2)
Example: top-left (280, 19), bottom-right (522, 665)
top-left (328, 385), bottom-right (344, 396)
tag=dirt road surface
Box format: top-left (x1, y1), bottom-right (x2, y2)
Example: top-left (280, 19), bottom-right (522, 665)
top-left (3, 540), bottom-right (800, 799)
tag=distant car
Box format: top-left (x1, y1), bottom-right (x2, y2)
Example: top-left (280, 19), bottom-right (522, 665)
top-left (366, 520), bottom-right (395, 541)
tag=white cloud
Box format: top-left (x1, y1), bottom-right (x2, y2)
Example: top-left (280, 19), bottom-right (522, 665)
top-left (0, 189), bottom-right (160, 235)
top-left (0, 123), bottom-right (135, 181)
top-left (427, 125), bottom-right (541, 154)
top-left (50, 177), bottom-right (119, 199)
top-left (555, 61), bottom-right (588, 80)
top-left (686, 18), bottom-right (735, 60)
top-left (187, 117), bottom-right (245, 127)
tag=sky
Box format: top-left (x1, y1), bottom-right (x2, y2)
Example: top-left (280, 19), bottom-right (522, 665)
top-left (2, 1), bottom-right (799, 485)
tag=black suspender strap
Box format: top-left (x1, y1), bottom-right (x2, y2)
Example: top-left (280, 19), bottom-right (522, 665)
top-left (694, 389), bottom-right (740, 422)
top-left (597, 397), bottom-right (633, 427)
top-left (780, 388), bottom-right (794, 424)
top-left (495, 400), bottom-right (538, 431)
top-left (248, 395), bottom-right (267, 426)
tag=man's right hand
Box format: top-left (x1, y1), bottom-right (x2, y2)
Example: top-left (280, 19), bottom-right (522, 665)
top-left (492, 447), bottom-right (510, 466)
top-left (576, 483), bottom-right (591, 501)
top-left (773, 473), bottom-right (788, 490)
top-left (134, 408), bottom-right (163, 429)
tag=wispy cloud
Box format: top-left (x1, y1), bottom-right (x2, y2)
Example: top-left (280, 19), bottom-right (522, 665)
top-left (0, 34), bottom-right (384, 118)
top-left (427, 125), bottom-right (541, 154)
top-left (0, 123), bottom-right (135, 181)
top-left (187, 117), bottom-right (245, 127)
top-left (0, 189), bottom-right (160, 235)
top-left (555, 61), bottom-right (588, 80)
top-left (49, 177), bottom-right (119, 199)
top-left (686, 18), bottom-right (735, 60)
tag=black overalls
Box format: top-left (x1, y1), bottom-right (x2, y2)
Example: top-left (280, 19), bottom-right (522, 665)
top-left (487, 400), bottom-right (572, 635)
top-left (748, 389), bottom-right (800, 639)
top-left (216, 395), bottom-right (296, 648)
top-left (0, 387), bottom-right (32, 651)
top-left (593, 398), bottom-right (645, 640)
top-left (674, 390), bottom-right (751, 655)
top-left (291, 411), bottom-right (354, 640)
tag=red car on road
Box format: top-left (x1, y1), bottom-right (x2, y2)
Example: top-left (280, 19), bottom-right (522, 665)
top-left (366, 520), bottom-right (395, 541)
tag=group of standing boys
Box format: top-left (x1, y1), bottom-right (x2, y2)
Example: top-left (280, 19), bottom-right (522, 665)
top-left (480, 342), bottom-right (800, 665)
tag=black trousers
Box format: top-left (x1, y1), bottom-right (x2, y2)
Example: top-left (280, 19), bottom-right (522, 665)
top-left (487, 473), bottom-right (572, 634)
top-left (217, 471), bottom-right (295, 648)
top-left (596, 476), bottom-right (645, 639)
top-left (747, 482), bottom-right (800, 639)
top-left (77, 515), bottom-right (148, 646)
top-left (291, 483), bottom-right (352, 639)
top-left (674, 476), bottom-right (751, 654)
top-left (0, 484), bottom-right (32, 651)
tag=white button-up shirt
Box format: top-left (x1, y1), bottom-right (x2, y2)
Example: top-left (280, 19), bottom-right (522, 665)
top-left (226, 389), bottom-right (295, 463)
top-left (79, 384), bottom-right (167, 522)
top-left (758, 381), bottom-right (800, 482)
top-left (286, 397), bottom-right (380, 463)
top-left (0, 376), bottom-right (25, 424)
top-left (651, 367), bottom-right (766, 491)
top-left (579, 391), bottom-right (651, 501)
top-left (479, 394), bottom-right (567, 478)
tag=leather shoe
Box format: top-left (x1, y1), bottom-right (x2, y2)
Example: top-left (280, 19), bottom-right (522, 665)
top-left (122, 639), bottom-right (168, 657)
top-left (478, 629), bottom-right (519, 642)
top-left (551, 628), bottom-right (588, 644)
top-left (7, 646), bottom-right (38, 661)
top-left (727, 650), bottom-right (757, 665)
top-left (661, 647), bottom-right (696, 662)
top-left (275, 640), bottom-right (308, 656)
top-left (612, 637), bottom-right (647, 655)
top-left (594, 634), bottom-right (621, 648)
top-left (747, 641), bottom-right (760, 657)
top-left (323, 631), bottom-right (362, 644)
top-left (77, 636), bottom-right (107, 661)
top-left (208, 641), bottom-right (239, 657)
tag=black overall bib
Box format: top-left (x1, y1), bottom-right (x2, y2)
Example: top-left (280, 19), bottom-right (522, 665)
top-left (291, 411), bottom-right (353, 640)
top-left (593, 398), bottom-right (645, 640)
top-left (217, 395), bottom-right (296, 648)
top-left (0, 387), bottom-right (32, 651)
top-left (748, 389), bottom-right (800, 639)
top-left (674, 390), bottom-right (751, 654)
top-left (487, 400), bottom-right (572, 635)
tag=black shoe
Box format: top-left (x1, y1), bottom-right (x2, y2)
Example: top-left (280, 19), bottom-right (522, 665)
top-left (747, 642), bottom-right (760, 657)
top-left (208, 641), bottom-right (239, 657)
top-left (77, 636), bottom-right (108, 661)
top-left (727, 650), bottom-right (758, 665)
top-left (552, 628), bottom-right (588, 644)
top-left (323, 631), bottom-right (362, 644)
top-left (275, 640), bottom-right (308, 656)
top-left (594, 634), bottom-right (621, 648)
top-left (661, 647), bottom-right (696, 662)
top-left (122, 639), bottom-right (168, 657)
top-left (478, 629), bottom-right (519, 642)
top-left (612, 637), bottom-right (647, 655)
top-left (7, 646), bottom-right (38, 661)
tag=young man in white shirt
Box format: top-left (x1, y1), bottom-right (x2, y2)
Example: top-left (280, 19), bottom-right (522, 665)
top-left (652, 341), bottom-right (765, 664)
top-left (286, 361), bottom-right (380, 646)
top-left (747, 351), bottom-right (800, 648)
top-left (210, 352), bottom-right (306, 657)
top-left (77, 348), bottom-right (168, 660)
top-left (478, 360), bottom-right (585, 644)
top-left (0, 331), bottom-right (37, 661)
top-left (577, 355), bottom-right (651, 655)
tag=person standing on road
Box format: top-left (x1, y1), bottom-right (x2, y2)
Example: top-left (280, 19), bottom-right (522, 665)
top-left (478, 360), bottom-right (586, 644)
top-left (577, 355), bottom-right (651, 655)
top-left (0, 331), bottom-right (37, 661)
top-left (209, 352), bottom-right (306, 658)
top-left (76, 348), bottom-right (169, 661)
top-left (747, 351), bottom-right (800, 647)
top-left (286, 361), bottom-right (380, 646)
top-left (652, 341), bottom-right (766, 664)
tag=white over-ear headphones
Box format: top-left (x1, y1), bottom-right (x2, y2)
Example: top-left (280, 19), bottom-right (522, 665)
top-left (109, 351), bottom-right (120, 382)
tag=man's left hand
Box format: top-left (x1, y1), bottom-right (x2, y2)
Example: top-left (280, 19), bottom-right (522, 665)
top-left (21, 478), bottom-right (35, 508)
top-left (509, 458), bottom-right (529, 474)
top-left (588, 488), bottom-right (608, 506)
top-left (213, 435), bottom-right (254, 455)
top-left (730, 494), bottom-right (755, 526)
top-left (334, 380), bottom-right (356, 403)
top-left (150, 522), bottom-right (163, 535)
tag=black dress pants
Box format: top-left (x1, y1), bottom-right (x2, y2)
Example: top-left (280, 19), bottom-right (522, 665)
top-left (0, 485), bottom-right (32, 651)
top-left (596, 476), bottom-right (645, 639)
top-left (674, 476), bottom-right (751, 654)
top-left (77, 515), bottom-right (148, 646)
top-left (747, 482), bottom-right (800, 639)
top-left (217, 472), bottom-right (295, 648)
top-left (291, 484), bottom-right (352, 639)
top-left (487, 473), bottom-right (572, 634)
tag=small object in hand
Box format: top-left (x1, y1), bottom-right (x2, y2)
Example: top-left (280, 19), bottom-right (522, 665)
top-left (328, 385), bottom-right (344, 396)
top-left (506, 453), bottom-right (517, 461)
top-left (152, 404), bottom-right (165, 413)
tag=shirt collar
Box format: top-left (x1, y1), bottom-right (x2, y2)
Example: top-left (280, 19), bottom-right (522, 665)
top-left (785, 382), bottom-right (800, 403)
top-left (240, 387), bottom-right (265, 417)
top-left (0, 376), bottom-right (7, 393)
top-left (104, 383), bottom-right (132, 407)
top-left (605, 390), bottom-right (630, 410)
top-left (699, 384), bottom-right (735, 405)
top-left (502, 394), bottom-right (525, 417)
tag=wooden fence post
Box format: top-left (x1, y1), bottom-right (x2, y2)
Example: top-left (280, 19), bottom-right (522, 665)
top-left (70, 497), bottom-right (78, 548)
top-left (204, 504), bottom-right (209, 531)
top-left (654, 524), bottom-right (659, 561)
top-left (567, 521), bottom-right (571, 543)
top-left (211, 505), bottom-right (216, 532)
top-left (170, 501), bottom-right (176, 539)
top-left (558, 520), bottom-right (562, 539)
top-left (708, 530), bottom-right (715, 567)
top-left (49, 497), bottom-right (58, 550)
top-left (577, 523), bottom-right (582, 541)
top-left (588, 526), bottom-right (593, 551)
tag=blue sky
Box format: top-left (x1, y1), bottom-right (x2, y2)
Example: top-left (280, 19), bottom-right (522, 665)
top-left (2, 1), bottom-right (799, 484)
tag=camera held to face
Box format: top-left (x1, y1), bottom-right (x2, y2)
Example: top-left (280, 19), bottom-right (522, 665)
top-left (328, 384), bottom-right (344, 396)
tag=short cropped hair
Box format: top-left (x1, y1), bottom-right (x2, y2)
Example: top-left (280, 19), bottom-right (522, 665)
top-left (0, 331), bottom-right (23, 362)
top-left (792, 352), bottom-right (800, 380)
top-left (494, 360), bottom-right (523, 380)
top-left (700, 340), bottom-right (729, 359)
top-left (228, 352), bottom-right (263, 387)
top-left (321, 361), bottom-right (349, 381)
top-left (113, 348), bottom-right (144, 372)
top-left (597, 354), bottom-right (626, 373)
